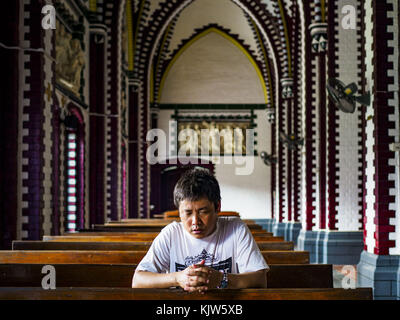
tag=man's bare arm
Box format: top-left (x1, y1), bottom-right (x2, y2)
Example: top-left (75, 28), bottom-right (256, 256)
top-left (132, 270), bottom-right (179, 288)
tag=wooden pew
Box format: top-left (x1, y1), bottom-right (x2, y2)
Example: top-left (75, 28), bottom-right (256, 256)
top-left (0, 263), bottom-right (333, 288)
top-left (0, 287), bottom-right (373, 300)
top-left (117, 218), bottom-right (258, 225)
top-left (13, 240), bottom-right (294, 251)
top-left (42, 234), bottom-right (284, 242)
top-left (0, 250), bottom-right (310, 265)
top-left (62, 229), bottom-right (272, 236)
top-left (92, 223), bottom-right (263, 232)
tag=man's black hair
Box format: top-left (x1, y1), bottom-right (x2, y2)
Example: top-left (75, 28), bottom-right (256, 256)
top-left (173, 167), bottom-right (221, 210)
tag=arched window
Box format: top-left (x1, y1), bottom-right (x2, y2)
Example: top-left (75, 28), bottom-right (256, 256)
top-left (66, 130), bottom-right (78, 231)
top-left (64, 104), bottom-right (85, 232)
top-left (121, 143), bottom-right (127, 219)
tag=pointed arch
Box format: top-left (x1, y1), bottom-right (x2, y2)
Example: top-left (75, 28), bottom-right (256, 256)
top-left (157, 26), bottom-right (268, 103)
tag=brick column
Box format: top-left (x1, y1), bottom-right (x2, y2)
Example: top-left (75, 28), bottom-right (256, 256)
top-left (370, 1), bottom-right (397, 256)
top-left (357, 0), bottom-right (399, 300)
top-left (89, 27), bottom-right (107, 226)
top-left (21, 0), bottom-right (46, 240)
top-left (127, 79), bottom-right (141, 218)
top-left (0, 1), bottom-right (20, 248)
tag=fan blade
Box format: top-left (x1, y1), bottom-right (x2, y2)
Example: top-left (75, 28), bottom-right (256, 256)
top-left (336, 97), bottom-right (356, 113)
top-left (354, 93), bottom-right (371, 106)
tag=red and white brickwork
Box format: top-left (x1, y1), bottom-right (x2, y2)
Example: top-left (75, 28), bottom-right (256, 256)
top-left (363, 0), bottom-right (399, 255)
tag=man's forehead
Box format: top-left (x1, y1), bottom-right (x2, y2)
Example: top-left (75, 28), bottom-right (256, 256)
top-left (179, 197), bottom-right (214, 209)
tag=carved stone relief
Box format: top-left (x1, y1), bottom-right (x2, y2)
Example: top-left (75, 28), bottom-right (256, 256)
top-left (56, 20), bottom-right (85, 96)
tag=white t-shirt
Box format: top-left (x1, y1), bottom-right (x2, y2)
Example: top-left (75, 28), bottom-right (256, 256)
top-left (136, 217), bottom-right (269, 274)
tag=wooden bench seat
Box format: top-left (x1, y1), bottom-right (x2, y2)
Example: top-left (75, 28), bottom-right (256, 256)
top-left (13, 240), bottom-right (294, 251)
top-left (0, 287), bottom-right (373, 300)
top-left (0, 263), bottom-right (332, 288)
top-left (93, 223), bottom-right (263, 232)
top-left (42, 234), bottom-right (283, 242)
top-left (0, 250), bottom-right (309, 265)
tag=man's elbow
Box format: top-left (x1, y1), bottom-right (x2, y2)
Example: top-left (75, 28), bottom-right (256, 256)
top-left (257, 269), bottom-right (268, 288)
top-left (131, 270), bottom-right (143, 288)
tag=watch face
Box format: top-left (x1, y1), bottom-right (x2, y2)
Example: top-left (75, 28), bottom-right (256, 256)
top-left (219, 270), bottom-right (228, 288)
top-left (220, 279), bottom-right (228, 288)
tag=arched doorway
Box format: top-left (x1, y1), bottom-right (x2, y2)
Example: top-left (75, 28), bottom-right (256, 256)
top-left (150, 158), bottom-right (214, 217)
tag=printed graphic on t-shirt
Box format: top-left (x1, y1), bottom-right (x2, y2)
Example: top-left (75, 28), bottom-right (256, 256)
top-left (175, 249), bottom-right (232, 272)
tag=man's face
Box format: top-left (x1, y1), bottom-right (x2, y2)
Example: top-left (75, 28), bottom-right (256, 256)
top-left (179, 197), bottom-right (220, 239)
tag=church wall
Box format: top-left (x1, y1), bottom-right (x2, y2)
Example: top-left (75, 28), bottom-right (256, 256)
top-left (330, 0), bottom-right (363, 231)
top-left (157, 109), bottom-right (272, 220)
top-left (54, 1), bottom-right (91, 232)
top-left (216, 109), bottom-right (271, 219)
top-left (159, 32), bottom-right (265, 104)
top-left (155, 21), bottom-right (271, 219)
top-left (14, 0), bottom-right (93, 238)
top-left (165, 0), bottom-right (262, 63)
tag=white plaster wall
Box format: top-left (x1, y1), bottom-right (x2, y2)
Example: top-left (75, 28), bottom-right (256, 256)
top-left (215, 155), bottom-right (270, 219)
top-left (160, 31), bottom-right (265, 104)
top-left (167, 0), bottom-right (261, 61)
top-left (336, 0), bottom-right (363, 231)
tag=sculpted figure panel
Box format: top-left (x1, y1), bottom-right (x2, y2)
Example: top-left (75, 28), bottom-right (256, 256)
top-left (56, 20), bottom-right (85, 95)
top-left (178, 121), bottom-right (249, 156)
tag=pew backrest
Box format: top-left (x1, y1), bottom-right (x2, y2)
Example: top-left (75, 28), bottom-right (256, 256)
top-left (0, 250), bottom-right (309, 265)
top-left (0, 287), bottom-right (373, 300)
top-left (0, 263), bottom-right (332, 288)
top-left (13, 240), bottom-right (294, 251)
top-left (42, 234), bottom-right (280, 242)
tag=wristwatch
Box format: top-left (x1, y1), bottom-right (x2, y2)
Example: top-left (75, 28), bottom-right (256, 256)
top-left (217, 270), bottom-right (228, 289)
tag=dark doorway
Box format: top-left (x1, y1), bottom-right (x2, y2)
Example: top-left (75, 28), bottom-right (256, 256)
top-left (150, 159), bottom-right (214, 217)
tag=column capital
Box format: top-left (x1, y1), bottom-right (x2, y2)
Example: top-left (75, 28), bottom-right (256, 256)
top-left (128, 78), bottom-right (143, 92)
top-left (280, 78), bottom-right (294, 99)
top-left (309, 22), bottom-right (328, 53)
